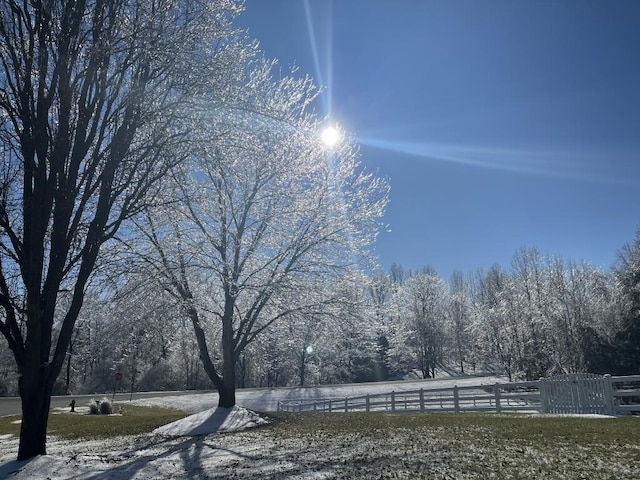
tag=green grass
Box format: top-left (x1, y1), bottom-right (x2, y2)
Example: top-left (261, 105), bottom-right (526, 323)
top-left (2, 407), bottom-right (636, 446)
top-left (270, 411), bottom-right (640, 445)
top-left (266, 412), bottom-right (640, 479)
top-left (0, 404), bottom-right (189, 439)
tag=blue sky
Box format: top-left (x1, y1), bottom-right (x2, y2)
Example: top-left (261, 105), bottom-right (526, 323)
top-left (235, 1), bottom-right (640, 279)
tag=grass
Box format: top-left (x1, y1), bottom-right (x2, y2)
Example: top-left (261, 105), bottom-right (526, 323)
top-left (263, 412), bottom-right (640, 479)
top-left (0, 404), bottom-right (189, 439)
top-left (270, 410), bottom-right (640, 445)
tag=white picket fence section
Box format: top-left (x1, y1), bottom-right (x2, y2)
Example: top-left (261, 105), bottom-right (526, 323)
top-left (540, 373), bottom-right (609, 414)
top-left (277, 374), bottom-right (640, 416)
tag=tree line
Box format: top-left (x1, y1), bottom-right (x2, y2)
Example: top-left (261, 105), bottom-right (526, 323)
top-left (378, 237), bottom-right (639, 383)
top-left (2, 233), bottom-right (638, 399)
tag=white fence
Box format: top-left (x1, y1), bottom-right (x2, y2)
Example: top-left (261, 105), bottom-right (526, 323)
top-left (606, 375), bottom-right (640, 415)
top-left (277, 374), bottom-right (640, 416)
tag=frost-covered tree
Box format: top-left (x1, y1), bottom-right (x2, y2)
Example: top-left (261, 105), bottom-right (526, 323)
top-left (587, 228), bottom-right (640, 374)
top-left (468, 252), bottom-right (619, 380)
top-left (449, 270), bottom-right (471, 373)
top-left (546, 258), bottom-right (612, 373)
top-left (366, 272), bottom-right (395, 380)
top-left (469, 265), bottom-right (520, 380)
top-left (612, 229), bottom-right (640, 373)
top-left (137, 59), bottom-right (388, 406)
top-left (0, 0), bottom-right (246, 459)
top-left (508, 248), bottom-right (554, 379)
top-left (389, 271), bottom-right (449, 378)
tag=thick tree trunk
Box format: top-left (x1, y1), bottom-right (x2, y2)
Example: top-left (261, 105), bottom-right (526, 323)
top-left (17, 374), bottom-right (53, 460)
top-left (218, 381), bottom-right (236, 408)
top-left (184, 303), bottom-right (238, 408)
top-left (218, 326), bottom-right (236, 408)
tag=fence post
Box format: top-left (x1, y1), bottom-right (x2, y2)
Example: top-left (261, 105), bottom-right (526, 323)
top-left (494, 384), bottom-right (502, 413)
top-left (344, 397), bottom-right (348, 412)
top-left (419, 389), bottom-right (425, 413)
top-left (453, 385), bottom-right (460, 413)
top-left (366, 394), bottom-right (370, 412)
top-left (603, 374), bottom-right (615, 416)
top-left (391, 391), bottom-right (396, 412)
top-left (329, 400), bottom-right (332, 412)
top-left (277, 400), bottom-right (281, 412)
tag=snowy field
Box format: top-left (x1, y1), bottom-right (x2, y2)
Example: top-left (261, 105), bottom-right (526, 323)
top-left (1, 376), bottom-right (637, 479)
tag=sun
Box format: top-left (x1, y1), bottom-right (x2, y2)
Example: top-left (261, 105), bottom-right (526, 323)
top-left (321, 126), bottom-right (341, 147)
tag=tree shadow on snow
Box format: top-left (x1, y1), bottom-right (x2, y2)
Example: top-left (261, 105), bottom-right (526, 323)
top-left (0, 459), bottom-right (30, 478)
top-left (81, 434), bottom-right (271, 480)
top-left (84, 408), bottom-right (266, 480)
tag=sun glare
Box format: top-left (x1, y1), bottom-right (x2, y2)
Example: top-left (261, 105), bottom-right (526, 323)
top-left (321, 126), bottom-right (340, 147)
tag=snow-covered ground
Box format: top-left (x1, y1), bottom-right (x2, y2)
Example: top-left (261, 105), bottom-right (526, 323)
top-left (5, 375), bottom-right (630, 479)
top-left (0, 402), bottom-right (276, 479)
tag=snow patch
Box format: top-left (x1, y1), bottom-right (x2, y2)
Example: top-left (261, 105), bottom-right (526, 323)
top-left (153, 405), bottom-right (269, 436)
top-left (51, 406), bottom-right (91, 415)
top-left (0, 455), bottom-right (72, 480)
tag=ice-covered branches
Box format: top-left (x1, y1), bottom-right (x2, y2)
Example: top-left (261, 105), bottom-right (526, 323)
top-left (0, 0), bottom-right (247, 460)
top-left (136, 51), bottom-right (389, 407)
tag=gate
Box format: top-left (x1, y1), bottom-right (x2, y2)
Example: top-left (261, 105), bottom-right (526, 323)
top-left (540, 373), bottom-right (613, 414)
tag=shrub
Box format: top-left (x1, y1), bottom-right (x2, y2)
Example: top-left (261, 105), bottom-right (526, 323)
top-left (99, 397), bottom-right (113, 415)
top-left (88, 399), bottom-right (100, 415)
top-left (88, 398), bottom-right (113, 415)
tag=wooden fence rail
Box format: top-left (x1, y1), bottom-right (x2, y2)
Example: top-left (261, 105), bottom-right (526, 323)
top-left (277, 374), bottom-right (640, 416)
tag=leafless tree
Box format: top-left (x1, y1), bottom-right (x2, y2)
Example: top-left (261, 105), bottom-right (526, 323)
top-left (136, 62), bottom-right (389, 407)
top-left (0, 0), bottom-right (243, 460)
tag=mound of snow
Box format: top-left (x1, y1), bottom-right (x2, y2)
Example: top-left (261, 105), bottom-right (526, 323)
top-left (153, 405), bottom-right (269, 437)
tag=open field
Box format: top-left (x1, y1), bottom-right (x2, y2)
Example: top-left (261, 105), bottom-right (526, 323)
top-left (1, 405), bottom-right (639, 479)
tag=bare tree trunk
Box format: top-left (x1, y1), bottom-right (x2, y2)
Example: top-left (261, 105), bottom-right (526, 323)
top-left (238, 354), bottom-right (246, 389)
top-left (218, 375), bottom-right (236, 408)
top-left (17, 371), bottom-right (52, 459)
top-left (219, 308), bottom-right (236, 408)
top-left (65, 342), bottom-right (73, 394)
top-left (299, 348), bottom-right (307, 387)
top-left (219, 333), bottom-right (236, 407)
